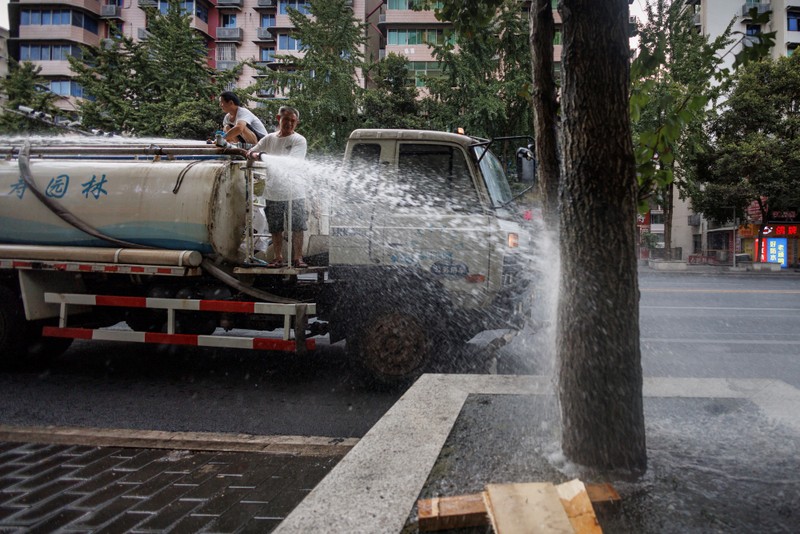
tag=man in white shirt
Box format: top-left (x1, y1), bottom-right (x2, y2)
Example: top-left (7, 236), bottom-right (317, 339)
top-left (219, 91), bottom-right (268, 147)
top-left (247, 106), bottom-right (308, 268)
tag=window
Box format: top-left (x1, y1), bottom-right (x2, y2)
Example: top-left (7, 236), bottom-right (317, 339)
top-left (407, 61), bottom-right (442, 87)
top-left (279, 1), bottom-right (309, 15)
top-left (49, 80), bottom-right (84, 98)
top-left (396, 144), bottom-right (480, 212)
top-left (746, 24), bottom-right (760, 36)
top-left (278, 34), bottom-right (302, 50)
top-left (789, 11), bottom-right (800, 32)
top-left (19, 44), bottom-right (80, 61)
top-left (217, 43), bottom-right (236, 61)
top-left (222, 14), bottom-right (237, 28)
top-left (650, 212), bottom-right (665, 225)
top-left (387, 0), bottom-right (442, 9)
top-left (260, 47), bottom-right (275, 61)
top-left (553, 30), bottom-right (563, 45)
top-left (387, 29), bottom-right (451, 46)
top-left (195, 3), bottom-right (208, 23)
top-left (261, 14), bottom-right (276, 28)
top-left (21, 9), bottom-right (74, 26)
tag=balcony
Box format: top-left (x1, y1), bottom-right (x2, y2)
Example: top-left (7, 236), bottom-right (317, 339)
top-left (216, 27), bottom-right (243, 42)
top-left (256, 27), bottom-right (276, 41)
top-left (216, 0), bottom-right (243, 9)
top-left (741, 2), bottom-right (771, 18)
top-left (257, 0), bottom-right (277, 7)
top-left (100, 4), bottom-right (122, 18)
top-left (693, 13), bottom-right (701, 26)
top-left (138, 0), bottom-right (157, 8)
top-left (216, 60), bottom-right (239, 71)
top-left (137, 27), bottom-right (151, 40)
top-left (688, 214), bottom-right (701, 226)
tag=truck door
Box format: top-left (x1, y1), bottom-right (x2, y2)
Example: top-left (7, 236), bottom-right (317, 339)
top-left (330, 141), bottom-right (388, 266)
top-left (374, 142), bottom-right (493, 309)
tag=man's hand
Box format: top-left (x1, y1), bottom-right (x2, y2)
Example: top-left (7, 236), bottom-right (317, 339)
top-left (246, 150), bottom-right (262, 161)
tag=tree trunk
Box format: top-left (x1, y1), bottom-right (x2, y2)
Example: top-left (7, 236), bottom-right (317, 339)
top-left (558, 0), bottom-right (647, 474)
top-left (664, 181), bottom-right (674, 260)
top-left (529, 0), bottom-right (560, 227)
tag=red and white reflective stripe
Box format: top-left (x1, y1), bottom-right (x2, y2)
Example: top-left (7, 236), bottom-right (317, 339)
top-left (44, 293), bottom-right (316, 316)
top-left (0, 259), bottom-right (191, 276)
top-left (42, 326), bottom-right (315, 352)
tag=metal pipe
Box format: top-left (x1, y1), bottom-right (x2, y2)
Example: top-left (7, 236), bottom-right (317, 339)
top-left (0, 245), bottom-right (203, 267)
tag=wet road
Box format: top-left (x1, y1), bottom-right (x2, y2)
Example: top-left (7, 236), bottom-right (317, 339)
top-left (0, 271), bottom-right (797, 438)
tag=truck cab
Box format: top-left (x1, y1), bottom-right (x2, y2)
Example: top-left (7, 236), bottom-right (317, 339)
top-left (329, 129), bottom-right (531, 383)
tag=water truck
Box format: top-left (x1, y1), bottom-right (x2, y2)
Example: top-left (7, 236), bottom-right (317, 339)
top-left (0, 130), bottom-right (534, 384)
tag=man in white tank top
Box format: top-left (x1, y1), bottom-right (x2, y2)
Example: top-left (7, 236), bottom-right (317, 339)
top-left (246, 106), bottom-right (308, 268)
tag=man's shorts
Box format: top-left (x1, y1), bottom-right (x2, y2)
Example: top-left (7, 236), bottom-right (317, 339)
top-left (265, 199), bottom-right (307, 233)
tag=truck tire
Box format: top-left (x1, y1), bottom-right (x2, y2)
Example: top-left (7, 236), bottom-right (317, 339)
top-left (0, 286), bottom-right (26, 363)
top-left (347, 306), bottom-right (437, 386)
top-left (0, 287), bottom-right (71, 367)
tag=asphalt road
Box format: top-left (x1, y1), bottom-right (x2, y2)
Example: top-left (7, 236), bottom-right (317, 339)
top-left (0, 271), bottom-right (797, 439)
top-left (638, 271), bottom-right (800, 389)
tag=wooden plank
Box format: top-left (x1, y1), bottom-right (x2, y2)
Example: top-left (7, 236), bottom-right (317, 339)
top-left (417, 482), bottom-right (618, 532)
top-left (585, 483), bottom-right (620, 505)
top-left (484, 482), bottom-right (574, 534)
top-left (418, 492), bottom-right (488, 532)
top-left (555, 479), bottom-right (603, 534)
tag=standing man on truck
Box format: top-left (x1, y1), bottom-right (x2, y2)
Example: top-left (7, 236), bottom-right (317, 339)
top-left (246, 106), bottom-right (308, 268)
top-left (219, 92), bottom-right (268, 147)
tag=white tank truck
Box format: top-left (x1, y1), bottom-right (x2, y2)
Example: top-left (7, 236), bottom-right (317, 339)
top-left (0, 130), bottom-right (535, 384)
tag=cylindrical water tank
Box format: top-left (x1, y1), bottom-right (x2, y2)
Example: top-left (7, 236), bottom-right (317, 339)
top-left (0, 159), bottom-right (246, 262)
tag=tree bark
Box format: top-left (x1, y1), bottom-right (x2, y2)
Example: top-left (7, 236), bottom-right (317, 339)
top-left (529, 0), bottom-right (560, 227)
top-left (558, 0), bottom-right (646, 473)
top-left (664, 181), bottom-right (674, 260)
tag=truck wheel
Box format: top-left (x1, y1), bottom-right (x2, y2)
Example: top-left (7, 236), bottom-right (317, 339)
top-left (26, 329), bottom-right (73, 360)
top-left (348, 308), bottom-right (434, 386)
top-left (0, 286), bottom-right (26, 363)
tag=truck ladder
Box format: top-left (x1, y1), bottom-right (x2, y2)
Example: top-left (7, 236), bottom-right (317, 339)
top-left (42, 293), bottom-right (315, 354)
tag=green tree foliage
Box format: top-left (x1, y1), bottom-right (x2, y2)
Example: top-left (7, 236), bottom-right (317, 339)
top-left (421, 0), bottom-right (532, 140)
top-left (254, 0), bottom-right (365, 152)
top-left (0, 60), bottom-right (61, 134)
top-left (631, 0), bottom-right (732, 256)
top-left (360, 53), bottom-right (423, 129)
top-left (689, 53), bottom-right (800, 226)
top-left (69, 2), bottom-right (235, 138)
top-left (632, 3), bottom-right (776, 205)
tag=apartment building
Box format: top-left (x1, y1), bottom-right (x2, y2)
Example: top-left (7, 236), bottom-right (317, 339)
top-left (686, 0), bottom-right (799, 68)
top-left (5, 0), bottom-right (559, 110)
top-left (675, 0), bottom-right (800, 261)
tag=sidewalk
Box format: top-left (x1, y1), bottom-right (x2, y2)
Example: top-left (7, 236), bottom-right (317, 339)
top-left (640, 260), bottom-right (800, 275)
top-left (0, 430), bottom-right (352, 533)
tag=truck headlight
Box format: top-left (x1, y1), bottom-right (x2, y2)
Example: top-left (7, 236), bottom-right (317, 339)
top-left (508, 233), bottom-right (519, 248)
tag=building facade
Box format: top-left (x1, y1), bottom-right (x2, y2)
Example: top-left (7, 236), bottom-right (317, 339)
top-left (5, 1), bottom-right (560, 111)
top-left (669, 0), bottom-right (800, 264)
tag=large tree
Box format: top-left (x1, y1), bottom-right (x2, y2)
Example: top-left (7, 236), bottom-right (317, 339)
top-left (434, 0), bottom-right (647, 473)
top-left (422, 0), bottom-right (533, 141)
top-left (360, 53), bottom-right (423, 130)
top-left (254, 0), bottom-right (365, 152)
top-left (689, 53), bottom-right (800, 250)
top-left (556, 0), bottom-right (645, 473)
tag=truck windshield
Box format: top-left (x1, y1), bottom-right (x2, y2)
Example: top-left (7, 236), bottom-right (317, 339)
top-left (474, 147), bottom-right (513, 207)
